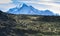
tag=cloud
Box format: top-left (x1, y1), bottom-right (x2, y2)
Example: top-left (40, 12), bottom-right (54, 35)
top-left (0, 3), bottom-right (16, 12)
top-left (11, 0), bottom-right (60, 2)
top-left (39, 0), bottom-right (60, 2)
top-left (0, 0), bottom-right (12, 4)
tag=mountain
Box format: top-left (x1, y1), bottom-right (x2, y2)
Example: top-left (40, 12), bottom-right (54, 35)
top-left (7, 3), bottom-right (57, 16)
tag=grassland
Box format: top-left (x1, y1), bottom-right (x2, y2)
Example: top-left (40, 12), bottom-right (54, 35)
top-left (0, 11), bottom-right (60, 36)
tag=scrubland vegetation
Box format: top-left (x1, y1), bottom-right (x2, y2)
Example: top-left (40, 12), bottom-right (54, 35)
top-left (0, 11), bottom-right (60, 36)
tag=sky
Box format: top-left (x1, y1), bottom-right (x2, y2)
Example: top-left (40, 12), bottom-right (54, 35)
top-left (0, 0), bottom-right (60, 14)
top-left (0, 0), bottom-right (12, 4)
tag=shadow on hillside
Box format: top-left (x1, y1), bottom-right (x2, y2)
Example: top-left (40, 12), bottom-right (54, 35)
top-left (0, 27), bottom-right (41, 36)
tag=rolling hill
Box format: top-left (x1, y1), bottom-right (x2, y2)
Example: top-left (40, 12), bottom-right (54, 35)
top-left (0, 10), bottom-right (60, 36)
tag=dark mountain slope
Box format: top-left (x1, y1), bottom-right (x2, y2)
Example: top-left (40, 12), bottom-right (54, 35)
top-left (0, 10), bottom-right (60, 36)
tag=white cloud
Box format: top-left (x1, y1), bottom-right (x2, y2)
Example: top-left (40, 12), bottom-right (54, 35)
top-left (0, 0), bottom-right (12, 4)
top-left (12, 0), bottom-right (60, 2)
top-left (34, 2), bottom-right (60, 14)
top-left (40, 0), bottom-right (60, 2)
top-left (40, 0), bottom-right (52, 1)
top-left (0, 3), bottom-right (16, 12)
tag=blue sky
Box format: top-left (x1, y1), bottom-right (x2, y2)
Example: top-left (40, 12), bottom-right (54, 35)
top-left (0, 0), bottom-right (60, 14)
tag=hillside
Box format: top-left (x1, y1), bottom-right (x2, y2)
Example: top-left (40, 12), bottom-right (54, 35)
top-left (0, 11), bottom-right (60, 36)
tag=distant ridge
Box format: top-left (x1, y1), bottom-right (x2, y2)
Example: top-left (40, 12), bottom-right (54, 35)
top-left (7, 3), bottom-right (58, 16)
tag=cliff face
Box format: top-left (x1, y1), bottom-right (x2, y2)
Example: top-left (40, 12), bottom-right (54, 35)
top-left (0, 11), bottom-right (60, 36)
